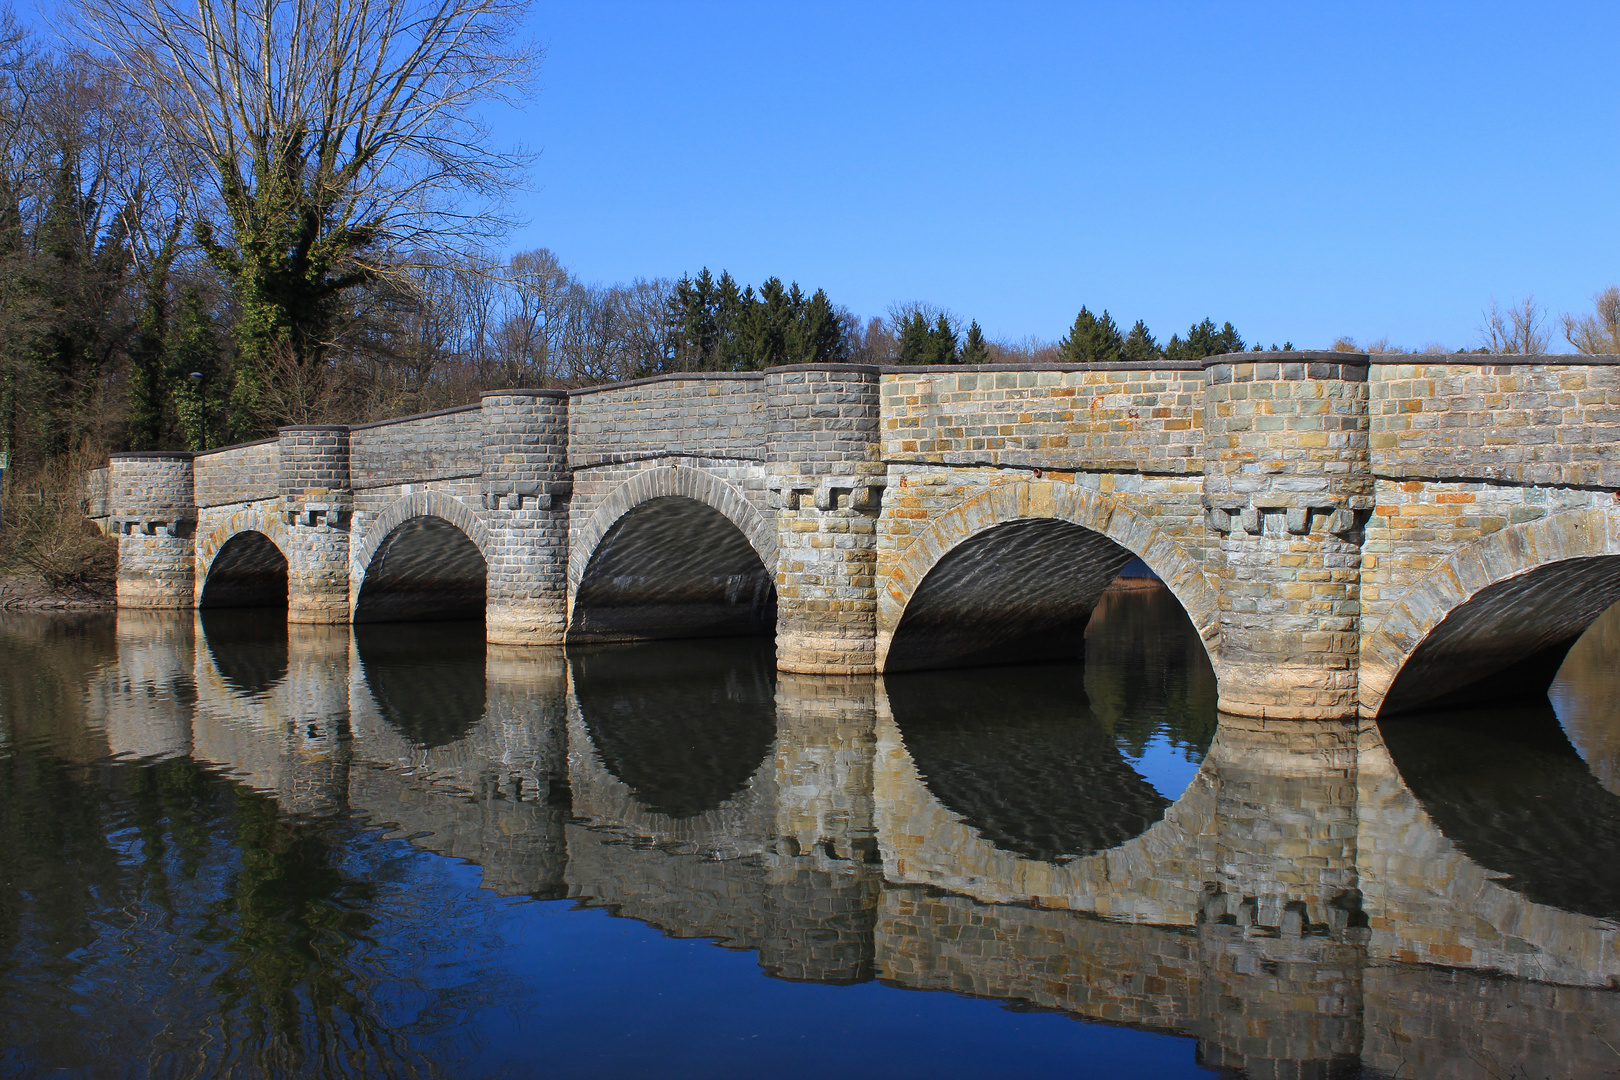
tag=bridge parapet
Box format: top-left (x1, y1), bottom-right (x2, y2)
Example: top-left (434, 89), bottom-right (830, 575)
top-left (1369, 356), bottom-right (1620, 487)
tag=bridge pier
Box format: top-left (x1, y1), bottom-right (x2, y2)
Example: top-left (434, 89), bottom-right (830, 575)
top-left (766, 367), bottom-right (884, 675)
top-left (480, 390), bottom-right (570, 645)
top-left (1204, 356), bottom-right (1372, 720)
top-left (279, 426), bottom-right (353, 623)
top-left (108, 452), bottom-right (197, 608)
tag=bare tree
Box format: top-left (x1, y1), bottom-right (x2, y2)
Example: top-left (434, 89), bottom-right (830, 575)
top-left (1479, 295), bottom-right (1549, 354)
top-left (1561, 286), bottom-right (1620, 355)
top-left (71, 0), bottom-right (539, 435)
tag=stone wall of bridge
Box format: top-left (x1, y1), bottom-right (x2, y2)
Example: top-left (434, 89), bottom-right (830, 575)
top-left (100, 354), bottom-right (1620, 720)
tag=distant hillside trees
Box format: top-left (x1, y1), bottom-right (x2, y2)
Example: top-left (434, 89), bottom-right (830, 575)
top-left (661, 269), bottom-right (847, 371)
top-left (1058, 307), bottom-right (1253, 364)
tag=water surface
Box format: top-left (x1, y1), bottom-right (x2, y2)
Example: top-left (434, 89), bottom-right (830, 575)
top-left (3, 589), bottom-right (1618, 1078)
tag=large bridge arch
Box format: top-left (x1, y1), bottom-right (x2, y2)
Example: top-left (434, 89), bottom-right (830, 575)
top-left (195, 504), bottom-right (290, 609)
top-left (567, 465), bottom-right (778, 642)
top-left (1360, 508), bottom-right (1620, 717)
top-left (876, 479), bottom-right (1221, 673)
top-left (353, 491), bottom-right (492, 622)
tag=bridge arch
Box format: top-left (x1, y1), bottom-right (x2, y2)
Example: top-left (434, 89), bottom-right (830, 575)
top-left (196, 505), bottom-right (290, 608)
top-left (353, 491), bottom-right (491, 622)
top-left (567, 466), bottom-right (778, 642)
top-left (876, 479), bottom-right (1220, 673)
top-left (1361, 508), bottom-right (1620, 717)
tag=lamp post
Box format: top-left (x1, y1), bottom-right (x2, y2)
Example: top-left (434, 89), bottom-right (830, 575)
top-left (187, 371), bottom-right (208, 451)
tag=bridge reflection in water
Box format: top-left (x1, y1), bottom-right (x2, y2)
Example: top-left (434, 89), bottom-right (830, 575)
top-left (60, 592), bottom-right (1620, 1079)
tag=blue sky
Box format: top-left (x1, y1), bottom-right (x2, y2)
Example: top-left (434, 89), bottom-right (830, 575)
top-left (497, 1), bottom-right (1619, 351)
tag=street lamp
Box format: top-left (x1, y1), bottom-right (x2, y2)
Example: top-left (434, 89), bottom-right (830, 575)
top-left (188, 371), bottom-right (207, 451)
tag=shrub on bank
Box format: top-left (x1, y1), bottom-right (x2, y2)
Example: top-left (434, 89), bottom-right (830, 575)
top-left (0, 458), bottom-right (116, 596)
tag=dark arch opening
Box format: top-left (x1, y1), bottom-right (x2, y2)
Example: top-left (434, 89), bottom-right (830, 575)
top-left (569, 496), bottom-right (775, 643)
top-left (199, 531), bottom-right (287, 609)
top-left (570, 639), bottom-right (776, 818)
top-left (354, 622), bottom-right (486, 749)
top-left (1379, 555), bottom-right (1620, 716)
top-left (887, 517), bottom-right (1151, 673)
top-left (354, 516), bottom-right (487, 623)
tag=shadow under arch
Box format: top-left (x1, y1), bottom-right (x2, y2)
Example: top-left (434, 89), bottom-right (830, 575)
top-left (199, 530), bottom-right (288, 609)
top-left (569, 639), bottom-right (777, 819)
top-left (354, 516), bottom-right (487, 623)
top-left (353, 622), bottom-right (486, 749)
top-left (877, 480), bottom-right (1220, 674)
top-left (568, 496), bottom-right (776, 643)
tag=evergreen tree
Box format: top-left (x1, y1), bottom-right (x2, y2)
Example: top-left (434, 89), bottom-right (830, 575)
top-left (1121, 319), bottom-right (1160, 363)
top-left (170, 288), bottom-right (222, 451)
top-left (929, 314), bottom-right (958, 364)
top-left (1164, 318), bottom-right (1244, 361)
top-left (714, 272), bottom-right (751, 370)
top-left (792, 288), bottom-right (844, 363)
top-left (1059, 306), bottom-right (1125, 364)
top-left (896, 311), bottom-right (932, 364)
top-left (961, 320), bottom-right (990, 364)
top-left (125, 227), bottom-right (181, 450)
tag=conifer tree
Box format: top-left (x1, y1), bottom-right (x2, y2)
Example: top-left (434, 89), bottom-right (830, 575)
top-left (1121, 320), bottom-right (1160, 364)
top-left (896, 311), bottom-right (932, 364)
top-left (1164, 318), bottom-right (1244, 361)
top-left (929, 314), bottom-right (959, 364)
top-left (1059, 306), bottom-right (1125, 364)
top-left (961, 320), bottom-right (990, 364)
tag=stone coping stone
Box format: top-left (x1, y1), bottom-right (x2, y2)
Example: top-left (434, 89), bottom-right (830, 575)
top-left (478, 388), bottom-right (570, 399)
top-left (347, 403), bottom-right (483, 429)
top-left (1204, 351), bottom-right (1369, 367)
top-left (108, 451), bottom-right (196, 461)
top-left (569, 372), bottom-right (766, 396)
top-left (194, 437), bottom-right (277, 457)
top-left (880, 362), bottom-right (1206, 373)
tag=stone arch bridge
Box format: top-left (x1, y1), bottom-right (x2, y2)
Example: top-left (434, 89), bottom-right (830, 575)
top-left (93, 352), bottom-right (1620, 720)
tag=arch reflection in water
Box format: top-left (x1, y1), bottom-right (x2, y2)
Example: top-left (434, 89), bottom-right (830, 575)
top-left (353, 621), bottom-right (487, 749)
top-left (199, 608), bottom-right (289, 700)
top-left (1378, 682), bottom-right (1620, 920)
top-left (348, 627), bottom-right (571, 899)
top-left (568, 638), bottom-right (777, 821)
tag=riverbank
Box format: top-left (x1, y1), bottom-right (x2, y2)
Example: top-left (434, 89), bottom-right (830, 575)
top-left (0, 572), bottom-right (114, 611)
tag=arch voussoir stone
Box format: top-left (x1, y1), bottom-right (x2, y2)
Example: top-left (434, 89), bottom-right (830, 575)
top-left (1359, 508), bottom-right (1620, 717)
top-left (353, 490), bottom-right (491, 589)
top-left (875, 478), bottom-right (1221, 673)
top-left (568, 465), bottom-right (776, 590)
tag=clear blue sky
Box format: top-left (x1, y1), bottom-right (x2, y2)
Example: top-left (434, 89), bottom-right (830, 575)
top-left (496, 1), bottom-right (1618, 351)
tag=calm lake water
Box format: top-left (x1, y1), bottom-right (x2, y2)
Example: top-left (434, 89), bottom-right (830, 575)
top-left (2, 587), bottom-right (1619, 1079)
